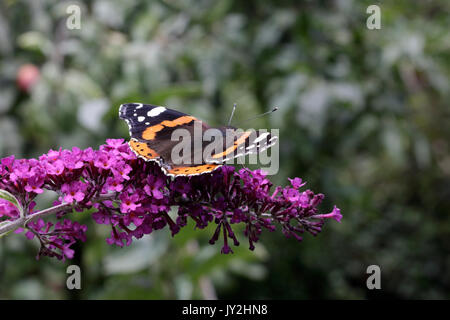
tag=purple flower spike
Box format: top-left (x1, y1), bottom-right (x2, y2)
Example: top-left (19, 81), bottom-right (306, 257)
top-left (0, 139), bottom-right (341, 260)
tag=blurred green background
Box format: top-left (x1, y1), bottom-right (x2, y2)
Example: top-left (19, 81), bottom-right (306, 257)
top-left (1, 0), bottom-right (449, 299)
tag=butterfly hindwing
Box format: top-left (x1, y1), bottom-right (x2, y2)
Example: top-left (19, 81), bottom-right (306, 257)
top-left (128, 139), bottom-right (162, 163)
top-left (166, 164), bottom-right (222, 177)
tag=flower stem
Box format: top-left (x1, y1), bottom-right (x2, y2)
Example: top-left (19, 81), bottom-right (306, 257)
top-left (0, 193), bottom-right (116, 236)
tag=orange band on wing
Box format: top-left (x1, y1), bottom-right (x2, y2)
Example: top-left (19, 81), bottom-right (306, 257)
top-left (142, 116), bottom-right (196, 140)
top-left (211, 131), bottom-right (252, 159)
top-left (235, 131), bottom-right (252, 145)
top-left (129, 140), bottom-right (160, 159)
top-left (168, 164), bottom-right (220, 175)
top-left (142, 124), bottom-right (164, 140)
top-left (161, 116), bottom-right (196, 127)
top-left (212, 145), bottom-right (237, 159)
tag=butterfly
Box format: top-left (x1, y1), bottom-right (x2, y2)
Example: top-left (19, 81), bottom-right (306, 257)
top-left (119, 103), bottom-right (278, 177)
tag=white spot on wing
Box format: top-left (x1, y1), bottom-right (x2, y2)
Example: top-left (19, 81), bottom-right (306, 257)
top-left (147, 107), bottom-right (166, 117)
top-left (138, 116), bottom-right (145, 122)
top-left (254, 132), bottom-right (270, 143)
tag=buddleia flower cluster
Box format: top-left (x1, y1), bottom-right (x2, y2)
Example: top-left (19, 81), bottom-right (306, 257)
top-left (0, 139), bottom-right (342, 260)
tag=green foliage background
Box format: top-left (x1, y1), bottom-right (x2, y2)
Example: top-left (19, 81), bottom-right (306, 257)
top-left (0, 0), bottom-right (449, 299)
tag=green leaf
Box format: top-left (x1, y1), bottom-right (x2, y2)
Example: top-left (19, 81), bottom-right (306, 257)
top-left (0, 189), bottom-right (24, 218)
top-left (0, 220), bottom-right (16, 238)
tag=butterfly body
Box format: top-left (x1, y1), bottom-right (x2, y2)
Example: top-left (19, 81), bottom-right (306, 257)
top-left (119, 103), bottom-right (277, 177)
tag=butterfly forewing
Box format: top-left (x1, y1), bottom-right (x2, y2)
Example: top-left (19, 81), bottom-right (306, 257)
top-left (119, 103), bottom-right (197, 141)
top-left (206, 130), bottom-right (278, 163)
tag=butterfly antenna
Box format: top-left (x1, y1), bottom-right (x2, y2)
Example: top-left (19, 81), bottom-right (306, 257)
top-left (235, 107), bottom-right (278, 126)
top-left (228, 103), bottom-right (237, 126)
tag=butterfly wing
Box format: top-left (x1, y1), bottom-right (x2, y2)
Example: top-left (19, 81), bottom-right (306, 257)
top-left (207, 129), bottom-right (278, 163)
top-left (119, 103), bottom-right (276, 176)
top-left (119, 103), bottom-right (198, 141)
top-left (120, 103), bottom-right (222, 176)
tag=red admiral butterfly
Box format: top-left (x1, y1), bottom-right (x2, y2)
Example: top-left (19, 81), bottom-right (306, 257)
top-left (119, 103), bottom-right (278, 177)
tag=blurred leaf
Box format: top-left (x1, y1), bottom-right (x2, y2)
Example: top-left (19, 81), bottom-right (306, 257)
top-left (16, 31), bottom-right (50, 55)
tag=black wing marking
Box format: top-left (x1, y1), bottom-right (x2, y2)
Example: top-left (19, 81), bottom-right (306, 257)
top-left (119, 103), bottom-right (193, 141)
